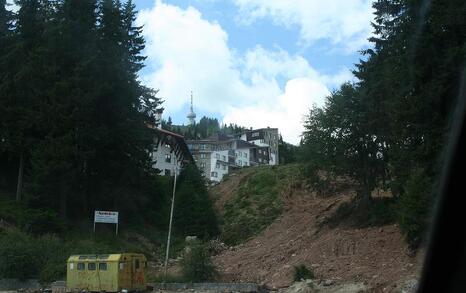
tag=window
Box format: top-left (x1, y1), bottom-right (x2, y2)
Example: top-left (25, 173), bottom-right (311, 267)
top-left (200, 153), bottom-right (206, 159)
top-left (244, 153), bottom-right (248, 158)
top-left (69, 263), bottom-right (74, 270)
top-left (165, 169), bottom-right (171, 176)
top-left (260, 139), bottom-right (265, 143)
top-left (200, 144), bottom-right (206, 150)
top-left (211, 172), bottom-right (218, 177)
top-left (238, 160), bottom-right (242, 166)
top-left (135, 259), bottom-right (140, 269)
top-left (99, 263), bottom-right (107, 271)
top-left (222, 155), bottom-right (226, 161)
top-left (222, 165), bottom-right (226, 170)
top-left (119, 263), bottom-right (124, 270)
top-left (88, 263), bottom-right (96, 270)
top-left (200, 162), bottom-right (206, 168)
top-left (216, 163), bottom-right (220, 169)
top-left (165, 143), bottom-right (171, 148)
top-left (216, 153), bottom-right (220, 159)
top-left (77, 263), bottom-right (85, 271)
top-left (165, 154), bottom-right (171, 163)
top-left (252, 132), bottom-right (259, 137)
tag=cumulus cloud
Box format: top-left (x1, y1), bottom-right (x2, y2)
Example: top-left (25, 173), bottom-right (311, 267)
top-left (5, 0), bottom-right (19, 12)
top-left (138, 0), bottom-right (352, 144)
top-left (233, 0), bottom-right (374, 51)
top-left (223, 78), bottom-right (330, 144)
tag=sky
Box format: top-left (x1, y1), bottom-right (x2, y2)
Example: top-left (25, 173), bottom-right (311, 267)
top-left (7, 0), bottom-right (375, 144)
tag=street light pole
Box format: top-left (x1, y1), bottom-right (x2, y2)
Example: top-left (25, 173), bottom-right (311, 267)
top-left (164, 167), bottom-right (178, 280)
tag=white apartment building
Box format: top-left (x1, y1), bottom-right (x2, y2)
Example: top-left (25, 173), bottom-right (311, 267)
top-left (148, 122), bottom-right (194, 176)
top-left (187, 128), bottom-right (279, 183)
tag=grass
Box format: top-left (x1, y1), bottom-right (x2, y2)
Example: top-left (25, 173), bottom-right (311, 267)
top-left (221, 164), bottom-right (303, 245)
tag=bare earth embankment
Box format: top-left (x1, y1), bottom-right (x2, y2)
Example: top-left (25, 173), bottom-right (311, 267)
top-left (210, 168), bottom-right (423, 292)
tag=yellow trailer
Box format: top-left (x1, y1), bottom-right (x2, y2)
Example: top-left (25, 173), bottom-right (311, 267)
top-left (66, 253), bottom-right (147, 292)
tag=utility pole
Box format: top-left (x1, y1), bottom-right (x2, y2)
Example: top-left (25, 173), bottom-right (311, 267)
top-left (164, 167), bottom-right (178, 280)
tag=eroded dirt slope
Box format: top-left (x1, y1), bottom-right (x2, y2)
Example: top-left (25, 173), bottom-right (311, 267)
top-left (210, 168), bottom-right (423, 292)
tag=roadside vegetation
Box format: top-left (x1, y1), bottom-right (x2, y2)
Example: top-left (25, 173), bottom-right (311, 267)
top-left (0, 0), bottom-right (219, 281)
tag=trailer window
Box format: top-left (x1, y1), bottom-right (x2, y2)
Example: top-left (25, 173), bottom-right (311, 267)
top-left (88, 263), bottom-right (96, 270)
top-left (99, 263), bottom-right (107, 271)
top-left (77, 263), bottom-right (85, 271)
top-left (119, 262), bottom-right (124, 270)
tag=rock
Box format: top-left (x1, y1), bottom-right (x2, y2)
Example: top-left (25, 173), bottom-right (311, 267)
top-left (322, 279), bottom-right (334, 286)
top-left (399, 279), bottom-right (419, 293)
top-left (185, 235), bottom-right (197, 242)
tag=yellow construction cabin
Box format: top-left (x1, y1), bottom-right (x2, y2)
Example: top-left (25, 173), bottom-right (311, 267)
top-left (66, 253), bottom-right (147, 292)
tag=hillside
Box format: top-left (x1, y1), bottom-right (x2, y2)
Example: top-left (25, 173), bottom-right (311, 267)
top-left (209, 165), bottom-right (423, 291)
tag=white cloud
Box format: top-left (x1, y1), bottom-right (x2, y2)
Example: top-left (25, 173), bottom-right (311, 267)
top-left (138, 0), bottom-right (350, 144)
top-left (233, 0), bottom-right (374, 51)
top-left (5, 0), bottom-right (19, 12)
top-left (223, 78), bottom-right (330, 144)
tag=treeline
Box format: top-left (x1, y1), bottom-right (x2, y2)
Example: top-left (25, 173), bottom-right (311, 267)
top-left (162, 116), bottom-right (247, 139)
top-left (0, 0), bottom-right (162, 224)
top-left (300, 0), bottom-right (465, 247)
top-left (0, 0), bottom-right (205, 232)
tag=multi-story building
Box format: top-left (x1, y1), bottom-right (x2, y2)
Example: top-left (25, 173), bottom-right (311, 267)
top-left (236, 127), bottom-right (279, 165)
top-left (187, 128), bottom-right (279, 183)
top-left (148, 111), bottom-right (194, 176)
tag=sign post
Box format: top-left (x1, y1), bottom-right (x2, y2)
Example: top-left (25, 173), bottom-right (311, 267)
top-left (94, 211), bottom-right (119, 235)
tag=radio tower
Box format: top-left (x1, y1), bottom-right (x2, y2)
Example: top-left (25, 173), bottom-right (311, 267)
top-left (187, 91), bottom-right (196, 125)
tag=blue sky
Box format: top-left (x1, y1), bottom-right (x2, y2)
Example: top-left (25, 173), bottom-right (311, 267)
top-left (136, 0), bottom-right (375, 143)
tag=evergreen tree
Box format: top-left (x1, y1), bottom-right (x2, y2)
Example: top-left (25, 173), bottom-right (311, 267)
top-left (173, 164), bottom-right (219, 238)
top-left (300, 0), bottom-right (465, 246)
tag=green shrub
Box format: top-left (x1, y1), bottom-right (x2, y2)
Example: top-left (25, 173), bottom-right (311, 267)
top-left (0, 229), bottom-right (41, 280)
top-left (293, 265), bottom-right (314, 281)
top-left (181, 240), bottom-right (218, 282)
top-left (322, 196), bottom-right (396, 228)
top-left (0, 199), bottom-right (63, 235)
top-left (397, 169), bottom-right (433, 248)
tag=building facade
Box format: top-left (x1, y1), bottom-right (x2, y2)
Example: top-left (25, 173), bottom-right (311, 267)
top-left (187, 128), bottom-right (279, 183)
top-left (148, 124), bottom-right (194, 176)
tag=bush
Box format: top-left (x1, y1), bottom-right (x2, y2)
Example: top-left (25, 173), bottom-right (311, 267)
top-left (0, 228), bottom-right (119, 282)
top-left (293, 265), bottom-right (314, 281)
top-left (0, 199), bottom-right (63, 235)
top-left (0, 229), bottom-right (41, 280)
top-left (397, 169), bottom-right (433, 248)
top-left (322, 196), bottom-right (396, 228)
top-left (181, 240), bottom-right (218, 282)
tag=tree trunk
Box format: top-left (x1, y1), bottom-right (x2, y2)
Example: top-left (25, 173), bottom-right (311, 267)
top-left (15, 152), bottom-right (24, 202)
top-left (60, 182), bottom-right (67, 220)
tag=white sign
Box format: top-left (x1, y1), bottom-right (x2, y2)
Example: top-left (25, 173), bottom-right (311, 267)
top-left (94, 211), bottom-right (119, 224)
